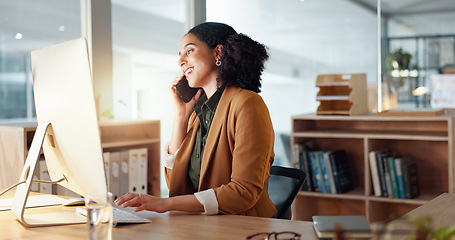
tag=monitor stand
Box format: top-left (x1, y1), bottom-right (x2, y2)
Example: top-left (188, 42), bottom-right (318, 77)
top-left (11, 123), bottom-right (86, 227)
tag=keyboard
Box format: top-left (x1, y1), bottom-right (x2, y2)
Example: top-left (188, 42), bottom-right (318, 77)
top-left (76, 206), bottom-right (152, 226)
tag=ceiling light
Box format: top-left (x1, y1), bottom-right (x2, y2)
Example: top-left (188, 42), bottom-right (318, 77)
top-left (59, 25), bottom-right (66, 31)
top-left (15, 33), bottom-right (23, 39)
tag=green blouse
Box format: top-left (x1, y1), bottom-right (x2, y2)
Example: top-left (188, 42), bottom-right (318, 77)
top-left (188, 85), bottom-right (226, 191)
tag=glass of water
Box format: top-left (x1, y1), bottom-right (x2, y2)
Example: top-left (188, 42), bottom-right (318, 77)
top-left (85, 192), bottom-right (113, 240)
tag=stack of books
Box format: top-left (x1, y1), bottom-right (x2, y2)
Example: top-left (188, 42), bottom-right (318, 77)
top-left (293, 143), bottom-right (353, 194)
top-left (368, 150), bottom-right (419, 199)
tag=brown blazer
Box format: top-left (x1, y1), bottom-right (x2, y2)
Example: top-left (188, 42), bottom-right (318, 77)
top-left (165, 86), bottom-right (277, 217)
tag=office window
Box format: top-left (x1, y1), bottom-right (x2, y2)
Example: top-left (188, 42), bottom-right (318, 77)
top-left (111, 0), bottom-right (185, 125)
top-left (207, 0), bottom-right (378, 166)
top-left (0, 0), bottom-right (81, 122)
top-left (382, 8), bottom-right (455, 109)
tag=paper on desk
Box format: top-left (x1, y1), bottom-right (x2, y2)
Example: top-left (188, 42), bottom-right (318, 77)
top-left (0, 194), bottom-right (67, 211)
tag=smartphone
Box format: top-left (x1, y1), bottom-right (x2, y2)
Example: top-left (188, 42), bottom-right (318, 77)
top-left (175, 76), bottom-right (200, 103)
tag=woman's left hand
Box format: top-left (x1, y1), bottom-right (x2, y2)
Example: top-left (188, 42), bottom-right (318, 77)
top-left (114, 192), bottom-right (170, 213)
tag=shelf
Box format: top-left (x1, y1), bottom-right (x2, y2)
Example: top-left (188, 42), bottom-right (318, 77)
top-left (292, 113), bottom-right (453, 121)
top-left (293, 114), bottom-right (450, 136)
top-left (316, 81), bottom-right (350, 87)
top-left (293, 195), bottom-right (366, 220)
top-left (298, 190), bottom-right (436, 205)
top-left (293, 130), bottom-right (449, 141)
top-left (315, 110), bottom-right (351, 115)
top-left (101, 138), bottom-right (160, 148)
top-left (99, 120), bottom-right (160, 142)
top-left (298, 188), bottom-right (365, 201)
top-left (366, 194), bottom-right (433, 205)
top-left (291, 114), bottom-right (455, 223)
top-left (316, 96), bottom-right (350, 101)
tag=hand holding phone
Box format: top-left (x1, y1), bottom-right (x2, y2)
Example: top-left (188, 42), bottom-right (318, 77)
top-left (174, 76), bottom-right (201, 103)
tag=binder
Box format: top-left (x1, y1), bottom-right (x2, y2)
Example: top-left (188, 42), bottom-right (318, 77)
top-left (137, 148), bottom-right (148, 194)
top-left (39, 157), bottom-right (78, 197)
top-left (39, 160), bottom-right (54, 194)
top-left (31, 162), bottom-right (40, 192)
top-left (103, 152), bottom-right (110, 191)
top-left (128, 149), bottom-right (139, 193)
top-left (119, 150), bottom-right (129, 196)
top-left (109, 151), bottom-right (121, 200)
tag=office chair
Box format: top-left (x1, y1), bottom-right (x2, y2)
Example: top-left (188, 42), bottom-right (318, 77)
top-left (268, 166), bottom-right (307, 220)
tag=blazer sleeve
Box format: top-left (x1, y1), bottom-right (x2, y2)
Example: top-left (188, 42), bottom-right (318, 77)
top-left (213, 92), bottom-right (275, 215)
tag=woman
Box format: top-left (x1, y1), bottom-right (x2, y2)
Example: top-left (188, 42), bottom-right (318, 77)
top-left (115, 22), bottom-right (276, 217)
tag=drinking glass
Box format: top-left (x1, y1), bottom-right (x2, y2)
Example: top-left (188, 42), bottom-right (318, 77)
top-left (85, 192), bottom-right (113, 240)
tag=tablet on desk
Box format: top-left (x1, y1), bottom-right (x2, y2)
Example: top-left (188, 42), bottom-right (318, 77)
top-left (312, 215), bottom-right (373, 239)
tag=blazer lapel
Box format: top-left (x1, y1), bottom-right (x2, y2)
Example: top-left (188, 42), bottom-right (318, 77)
top-left (199, 87), bottom-right (238, 188)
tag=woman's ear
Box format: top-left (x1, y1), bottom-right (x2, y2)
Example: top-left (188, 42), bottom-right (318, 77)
top-left (215, 44), bottom-right (223, 59)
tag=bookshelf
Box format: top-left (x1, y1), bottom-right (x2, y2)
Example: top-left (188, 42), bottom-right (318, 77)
top-left (291, 113), bottom-right (455, 223)
top-left (0, 120), bottom-right (161, 197)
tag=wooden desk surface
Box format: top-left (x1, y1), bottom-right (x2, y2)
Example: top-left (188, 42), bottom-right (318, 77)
top-left (378, 193), bottom-right (455, 240)
top-left (0, 193), bottom-right (317, 240)
top-left (405, 193), bottom-right (455, 227)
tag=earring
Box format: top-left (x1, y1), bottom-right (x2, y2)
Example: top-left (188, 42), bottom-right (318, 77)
top-left (216, 59), bottom-right (221, 67)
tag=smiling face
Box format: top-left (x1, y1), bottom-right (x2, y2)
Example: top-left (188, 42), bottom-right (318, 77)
top-left (178, 33), bottom-right (220, 89)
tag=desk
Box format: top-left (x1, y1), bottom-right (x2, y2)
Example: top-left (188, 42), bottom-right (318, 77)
top-left (405, 193), bottom-right (455, 227)
top-left (379, 193), bottom-right (455, 239)
top-left (0, 194), bottom-right (317, 240)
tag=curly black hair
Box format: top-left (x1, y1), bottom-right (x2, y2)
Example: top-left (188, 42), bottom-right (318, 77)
top-left (187, 22), bottom-right (269, 93)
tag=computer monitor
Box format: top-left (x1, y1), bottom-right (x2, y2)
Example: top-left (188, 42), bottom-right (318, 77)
top-left (11, 38), bottom-right (107, 227)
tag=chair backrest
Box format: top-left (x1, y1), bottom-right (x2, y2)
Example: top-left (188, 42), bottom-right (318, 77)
top-left (268, 166), bottom-right (307, 219)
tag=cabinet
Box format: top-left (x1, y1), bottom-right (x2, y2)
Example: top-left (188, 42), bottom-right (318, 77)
top-left (291, 114), bottom-right (455, 223)
top-left (0, 120), bottom-right (161, 197)
top-left (99, 120), bottom-right (161, 197)
top-left (0, 122), bottom-right (37, 190)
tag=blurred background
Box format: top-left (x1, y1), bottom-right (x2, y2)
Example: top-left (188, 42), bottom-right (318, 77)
top-left (1, 0), bottom-right (454, 192)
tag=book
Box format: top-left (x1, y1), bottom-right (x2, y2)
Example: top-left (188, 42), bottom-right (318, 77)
top-left (381, 153), bottom-right (393, 197)
top-left (403, 161), bottom-right (420, 199)
top-left (312, 215), bottom-right (373, 239)
top-left (299, 147), bottom-right (315, 192)
top-left (394, 157), bottom-right (406, 199)
top-left (293, 142), bottom-right (315, 192)
top-left (323, 151), bottom-right (337, 194)
top-left (310, 151), bottom-right (325, 193)
top-left (387, 155), bottom-right (400, 198)
top-left (368, 150), bottom-right (381, 197)
top-left (292, 143), bottom-right (304, 170)
top-left (328, 149), bottom-right (353, 194)
top-left (375, 151), bottom-right (389, 197)
top-left (318, 150), bottom-right (332, 194)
